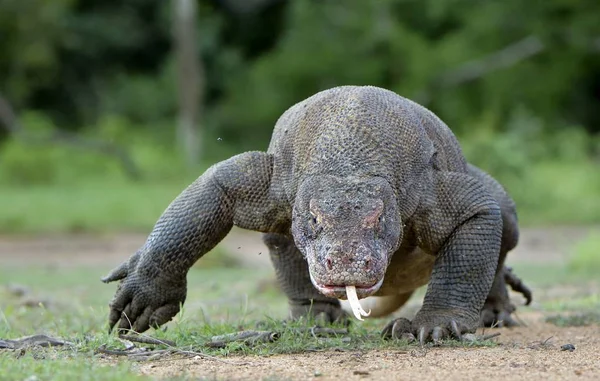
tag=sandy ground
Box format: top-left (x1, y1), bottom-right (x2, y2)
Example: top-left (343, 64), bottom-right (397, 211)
top-left (0, 226), bottom-right (599, 380)
top-left (137, 323), bottom-right (600, 381)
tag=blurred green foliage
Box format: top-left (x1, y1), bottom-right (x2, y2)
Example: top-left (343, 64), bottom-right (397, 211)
top-left (568, 233), bottom-right (600, 275)
top-left (0, 0), bottom-right (599, 232)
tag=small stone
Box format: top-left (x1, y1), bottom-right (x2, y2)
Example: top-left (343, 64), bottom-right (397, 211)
top-left (561, 343), bottom-right (575, 352)
top-left (314, 371), bottom-right (322, 377)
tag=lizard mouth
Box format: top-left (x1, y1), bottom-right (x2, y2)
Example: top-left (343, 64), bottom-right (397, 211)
top-left (309, 274), bottom-right (384, 299)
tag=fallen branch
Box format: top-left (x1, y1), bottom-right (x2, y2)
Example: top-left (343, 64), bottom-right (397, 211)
top-left (0, 334), bottom-right (73, 350)
top-left (208, 330), bottom-right (280, 348)
top-left (439, 35), bottom-right (545, 87)
top-left (118, 334), bottom-right (176, 347)
top-left (416, 35), bottom-right (545, 104)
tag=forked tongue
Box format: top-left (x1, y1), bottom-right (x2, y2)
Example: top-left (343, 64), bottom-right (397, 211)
top-left (345, 285), bottom-right (371, 321)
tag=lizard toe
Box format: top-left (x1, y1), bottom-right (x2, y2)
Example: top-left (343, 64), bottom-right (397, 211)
top-left (431, 326), bottom-right (447, 345)
top-left (101, 261), bottom-right (129, 283)
top-left (108, 290), bottom-right (132, 333)
top-left (382, 317), bottom-right (412, 340)
top-left (411, 312), bottom-right (475, 344)
top-left (117, 303), bottom-right (134, 333)
top-left (132, 307), bottom-right (153, 333)
top-left (149, 304), bottom-right (181, 330)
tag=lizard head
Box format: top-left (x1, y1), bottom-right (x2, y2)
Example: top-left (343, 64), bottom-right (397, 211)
top-left (292, 176), bottom-right (402, 301)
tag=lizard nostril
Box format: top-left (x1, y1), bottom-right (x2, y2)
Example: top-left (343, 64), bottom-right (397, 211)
top-left (326, 257), bottom-right (333, 270)
top-left (364, 257), bottom-right (372, 270)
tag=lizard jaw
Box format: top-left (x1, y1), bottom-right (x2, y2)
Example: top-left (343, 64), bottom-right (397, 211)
top-left (309, 273), bottom-right (384, 300)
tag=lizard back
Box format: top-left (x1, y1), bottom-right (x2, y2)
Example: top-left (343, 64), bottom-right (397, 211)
top-left (267, 85), bottom-right (467, 202)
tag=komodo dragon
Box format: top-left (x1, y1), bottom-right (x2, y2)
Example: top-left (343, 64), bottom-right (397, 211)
top-left (103, 85), bottom-right (531, 343)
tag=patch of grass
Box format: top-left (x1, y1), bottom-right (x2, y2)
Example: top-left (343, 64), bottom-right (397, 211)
top-left (0, 266), bottom-right (288, 336)
top-left (541, 294), bottom-right (600, 312)
top-left (0, 264), bottom-right (504, 380)
top-left (567, 233), bottom-right (600, 276)
top-left (0, 181), bottom-right (191, 234)
top-left (509, 262), bottom-right (599, 316)
top-left (508, 262), bottom-right (598, 287)
top-left (0, 353), bottom-right (145, 381)
top-left (546, 311), bottom-right (600, 327)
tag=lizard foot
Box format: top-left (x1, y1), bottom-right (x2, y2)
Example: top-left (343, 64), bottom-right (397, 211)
top-left (480, 298), bottom-right (518, 327)
top-left (102, 257), bottom-right (187, 334)
top-left (480, 266), bottom-right (532, 328)
top-left (382, 312), bottom-right (477, 345)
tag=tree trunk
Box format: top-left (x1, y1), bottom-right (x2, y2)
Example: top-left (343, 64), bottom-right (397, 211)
top-left (173, 0), bottom-right (203, 166)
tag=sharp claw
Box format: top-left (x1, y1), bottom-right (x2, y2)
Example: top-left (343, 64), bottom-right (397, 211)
top-left (381, 325), bottom-right (392, 339)
top-left (524, 293), bottom-right (533, 306)
top-left (432, 327), bottom-right (443, 344)
top-left (390, 318), bottom-right (411, 340)
top-left (390, 321), bottom-right (400, 340)
top-left (108, 305), bottom-right (124, 334)
top-left (402, 333), bottom-right (416, 343)
top-left (450, 320), bottom-right (462, 340)
top-left (418, 327), bottom-right (426, 346)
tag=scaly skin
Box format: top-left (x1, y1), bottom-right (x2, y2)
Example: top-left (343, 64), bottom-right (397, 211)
top-left (103, 86), bottom-right (531, 341)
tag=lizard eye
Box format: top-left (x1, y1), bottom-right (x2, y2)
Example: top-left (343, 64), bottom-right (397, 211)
top-left (308, 212), bottom-right (322, 237)
top-left (310, 212), bottom-right (319, 225)
top-left (375, 215), bottom-right (385, 238)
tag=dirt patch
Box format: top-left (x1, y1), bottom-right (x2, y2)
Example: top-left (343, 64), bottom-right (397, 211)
top-left (135, 321), bottom-right (599, 381)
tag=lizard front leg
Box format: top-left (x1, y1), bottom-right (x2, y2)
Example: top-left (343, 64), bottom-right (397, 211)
top-left (264, 233), bottom-right (346, 324)
top-left (467, 164), bottom-right (532, 327)
top-left (102, 151), bottom-right (282, 333)
top-left (384, 172), bottom-right (503, 343)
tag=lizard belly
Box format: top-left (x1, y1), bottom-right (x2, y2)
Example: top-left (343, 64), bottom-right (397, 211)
top-left (374, 247), bottom-right (435, 296)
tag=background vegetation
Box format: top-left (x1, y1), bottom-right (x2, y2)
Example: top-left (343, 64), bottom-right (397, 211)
top-left (1, 0), bottom-right (599, 233)
top-left (1, 4), bottom-right (599, 380)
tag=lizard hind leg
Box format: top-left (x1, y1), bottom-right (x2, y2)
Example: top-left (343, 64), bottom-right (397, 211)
top-left (263, 233), bottom-right (347, 324)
